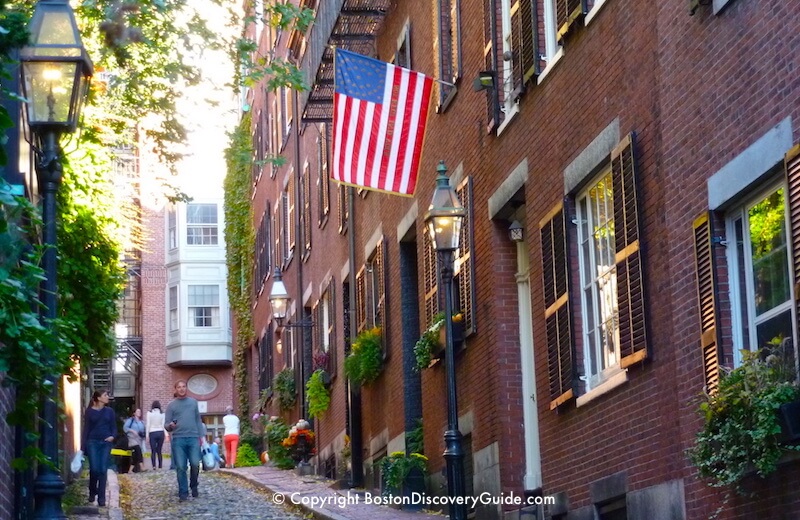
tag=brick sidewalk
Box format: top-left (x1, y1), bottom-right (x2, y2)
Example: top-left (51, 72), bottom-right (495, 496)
top-left (223, 465), bottom-right (445, 520)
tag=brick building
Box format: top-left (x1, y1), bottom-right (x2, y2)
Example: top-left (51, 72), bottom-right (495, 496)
top-left (242, 0), bottom-right (800, 518)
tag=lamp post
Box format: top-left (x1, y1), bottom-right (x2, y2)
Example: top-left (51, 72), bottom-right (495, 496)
top-left (19, 1), bottom-right (92, 518)
top-left (424, 161), bottom-right (467, 520)
top-left (268, 267), bottom-right (313, 420)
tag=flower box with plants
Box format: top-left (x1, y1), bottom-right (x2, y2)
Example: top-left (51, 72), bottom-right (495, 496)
top-left (274, 367), bottom-right (296, 411)
top-left (313, 350), bottom-right (332, 387)
top-left (378, 451), bottom-right (428, 508)
top-left (344, 327), bottom-right (383, 386)
top-left (282, 419), bottom-right (316, 463)
top-left (413, 312), bottom-right (464, 371)
top-left (689, 340), bottom-right (800, 495)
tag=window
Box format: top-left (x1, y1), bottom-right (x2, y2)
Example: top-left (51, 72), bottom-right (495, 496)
top-left (168, 206), bottom-right (177, 250)
top-left (727, 185), bottom-right (795, 360)
top-left (169, 286), bottom-right (179, 331)
top-left (255, 206), bottom-right (271, 294)
top-left (186, 203), bottom-right (218, 245)
top-left (394, 24), bottom-right (411, 68)
top-left (540, 133), bottom-right (647, 409)
top-left (576, 169), bottom-right (620, 388)
top-left (317, 123), bottom-right (330, 226)
top-left (259, 331), bottom-right (274, 393)
top-left (337, 183), bottom-right (348, 235)
top-left (302, 162), bottom-right (312, 258)
top-left (188, 285), bottom-right (220, 327)
top-left (597, 498), bottom-right (627, 520)
top-left (436, 0), bottom-right (461, 109)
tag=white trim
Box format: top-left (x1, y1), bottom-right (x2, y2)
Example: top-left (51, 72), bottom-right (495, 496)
top-left (576, 369), bottom-right (628, 407)
top-left (584, 0), bottom-right (610, 25)
top-left (536, 48), bottom-right (564, 85)
top-left (496, 102), bottom-right (520, 136)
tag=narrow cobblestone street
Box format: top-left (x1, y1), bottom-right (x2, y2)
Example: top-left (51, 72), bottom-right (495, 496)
top-left (118, 469), bottom-right (307, 519)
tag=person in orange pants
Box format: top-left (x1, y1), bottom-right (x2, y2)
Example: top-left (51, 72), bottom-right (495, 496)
top-left (222, 406), bottom-right (240, 468)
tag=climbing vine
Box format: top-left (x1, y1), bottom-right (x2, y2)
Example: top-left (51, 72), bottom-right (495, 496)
top-left (224, 113), bottom-right (256, 435)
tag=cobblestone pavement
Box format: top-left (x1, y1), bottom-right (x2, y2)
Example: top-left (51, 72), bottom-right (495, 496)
top-left (118, 469), bottom-right (308, 519)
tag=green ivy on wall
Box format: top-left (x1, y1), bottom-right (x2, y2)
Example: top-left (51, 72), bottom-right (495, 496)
top-left (224, 112), bottom-right (255, 435)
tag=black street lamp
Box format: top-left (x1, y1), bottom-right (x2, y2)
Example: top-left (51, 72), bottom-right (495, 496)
top-left (268, 267), bottom-right (314, 421)
top-left (19, 1), bottom-right (92, 518)
top-left (424, 161), bottom-right (467, 520)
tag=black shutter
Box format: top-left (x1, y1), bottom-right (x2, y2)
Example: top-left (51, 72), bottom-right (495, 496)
top-left (693, 212), bottom-right (721, 395)
top-left (540, 203), bottom-right (574, 409)
top-left (611, 133), bottom-right (648, 368)
top-left (784, 144), bottom-right (800, 350)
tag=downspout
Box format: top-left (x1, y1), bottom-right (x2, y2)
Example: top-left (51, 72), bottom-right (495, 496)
top-left (292, 87), bottom-right (310, 422)
top-left (347, 186), bottom-right (364, 487)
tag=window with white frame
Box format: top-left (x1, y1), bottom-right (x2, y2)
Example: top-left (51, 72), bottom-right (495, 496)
top-left (169, 286), bottom-right (179, 331)
top-left (168, 206), bottom-right (177, 250)
top-left (576, 169), bottom-right (620, 388)
top-left (186, 203), bottom-right (218, 245)
top-left (541, 0), bottom-right (560, 70)
top-left (188, 285), bottom-right (220, 327)
top-left (500, 0), bottom-right (515, 114)
top-left (726, 184), bottom-right (795, 360)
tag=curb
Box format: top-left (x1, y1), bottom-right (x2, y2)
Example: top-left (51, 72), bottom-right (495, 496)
top-left (106, 469), bottom-right (124, 520)
top-left (222, 468), bottom-right (351, 520)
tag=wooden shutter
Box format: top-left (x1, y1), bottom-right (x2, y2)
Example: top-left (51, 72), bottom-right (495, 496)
top-left (288, 173), bottom-right (296, 253)
top-left (456, 177), bottom-right (476, 335)
top-left (327, 283), bottom-right (336, 374)
top-left (556, 0), bottom-right (583, 41)
top-left (693, 213), bottom-right (721, 395)
top-left (785, 145), bottom-right (800, 339)
top-left (423, 231), bottom-right (440, 327)
top-left (356, 265), bottom-right (367, 333)
top-left (511, 0), bottom-right (538, 95)
top-left (611, 133), bottom-right (648, 368)
top-left (303, 163), bottom-right (311, 254)
top-left (540, 203), bottom-right (574, 409)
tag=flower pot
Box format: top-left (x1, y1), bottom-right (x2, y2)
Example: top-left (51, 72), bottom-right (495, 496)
top-left (401, 467), bottom-right (426, 510)
top-left (320, 370), bottom-right (332, 389)
top-left (435, 320), bottom-right (465, 359)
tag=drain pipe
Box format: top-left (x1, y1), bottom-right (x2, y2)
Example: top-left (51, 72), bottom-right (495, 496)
top-left (347, 186), bottom-right (364, 487)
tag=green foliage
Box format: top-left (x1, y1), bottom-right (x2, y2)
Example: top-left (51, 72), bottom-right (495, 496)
top-left (235, 442), bottom-right (263, 468)
top-left (236, 2), bottom-right (314, 91)
top-left (378, 451), bottom-right (428, 495)
top-left (406, 419), bottom-right (424, 455)
top-left (306, 369), bottom-right (331, 419)
top-left (239, 431), bottom-right (263, 455)
top-left (224, 113), bottom-right (256, 434)
top-left (689, 343), bottom-right (800, 490)
top-left (344, 327), bottom-right (383, 386)
top-left (264, 416), bottom-right (294, 469)
top-left (57, 155), bottom-right (126, 363)
top-left (414, 313), bottom-right (445, 371)
top-left (275, 368), bottom-right (296, 411)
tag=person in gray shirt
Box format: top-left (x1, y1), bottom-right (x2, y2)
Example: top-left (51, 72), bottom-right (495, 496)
top-left (165, 380), bottom-right (205, 501)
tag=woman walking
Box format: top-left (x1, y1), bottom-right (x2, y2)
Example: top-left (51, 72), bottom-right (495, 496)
top-left (146, 401), bottom-right (166, 469)
top-left (124, 408), bottom-right (146, 472)
top-left (223, 406), bottom-right (240, 469)
top-left (82, 389), bottom-right (116, 507)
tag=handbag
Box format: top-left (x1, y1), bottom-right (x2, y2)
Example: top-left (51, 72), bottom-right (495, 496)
top-left (70, 450), bottom-right (84, 474)
top-left (201, 440), bottom-right (216, 471)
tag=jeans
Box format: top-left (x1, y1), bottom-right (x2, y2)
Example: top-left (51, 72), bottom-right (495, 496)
top-left (171, 436), bottom-right (200, 498)
top-left (149, 431), bottom-right (165, 468)
top-left (86, 440), bottom-right (112, 505)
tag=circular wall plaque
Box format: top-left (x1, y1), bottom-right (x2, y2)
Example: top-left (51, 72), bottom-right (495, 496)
top-left (187, 374), bottom-right (218, 396)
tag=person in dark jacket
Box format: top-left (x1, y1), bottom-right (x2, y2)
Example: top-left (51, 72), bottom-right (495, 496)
top-left (82, 389), bottom-right (116, 507)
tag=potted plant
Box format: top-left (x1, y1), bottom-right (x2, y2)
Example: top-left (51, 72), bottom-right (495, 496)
top-left (689, 339), bottom-right (800, 491)
top-left (262, 416), bottom-right (295, 469)
top-left (307, 369), bottom-right (331, 418)
top-left (313, 350), bottom-right (332, 387)
top-left (378, 451), bottom-right (428, 508)
top-left (282, 419), bottom-right (316, 464)
top-left (274, 368), bottom-right (296, 411)
top-left (344, 327), bottom-right (383, 385)
top-left (413, 312), bottom-right (464, 370)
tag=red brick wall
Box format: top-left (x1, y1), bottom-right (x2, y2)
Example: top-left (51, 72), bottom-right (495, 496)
top-left (0, 385), bottom-right (14, 518)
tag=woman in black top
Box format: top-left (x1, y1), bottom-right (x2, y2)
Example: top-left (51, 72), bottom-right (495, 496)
top-left (82, 389), bottom-right (116, 506)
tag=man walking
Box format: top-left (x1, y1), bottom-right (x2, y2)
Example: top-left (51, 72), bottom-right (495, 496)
top-left (165, 380), bottom-right (204, 501)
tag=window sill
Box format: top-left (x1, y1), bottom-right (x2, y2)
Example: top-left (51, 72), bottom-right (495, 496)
top-left (536, 48), bottom-right (564, 85)
top-left (584, 0), bottom-right (610, 26)
top-left (576, 369), bottom-right (628, 407)
top-left (496, 103), bottom-right (520, 136)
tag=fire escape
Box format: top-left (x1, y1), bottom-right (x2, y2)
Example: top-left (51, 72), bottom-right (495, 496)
top-left (300, 0), bottom-right (392, 123)
top-left (89, 145), bottom-right (142, 396)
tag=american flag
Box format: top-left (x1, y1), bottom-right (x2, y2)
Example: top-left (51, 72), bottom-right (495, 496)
top-left (332, 48), bottom-right (434, 196)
